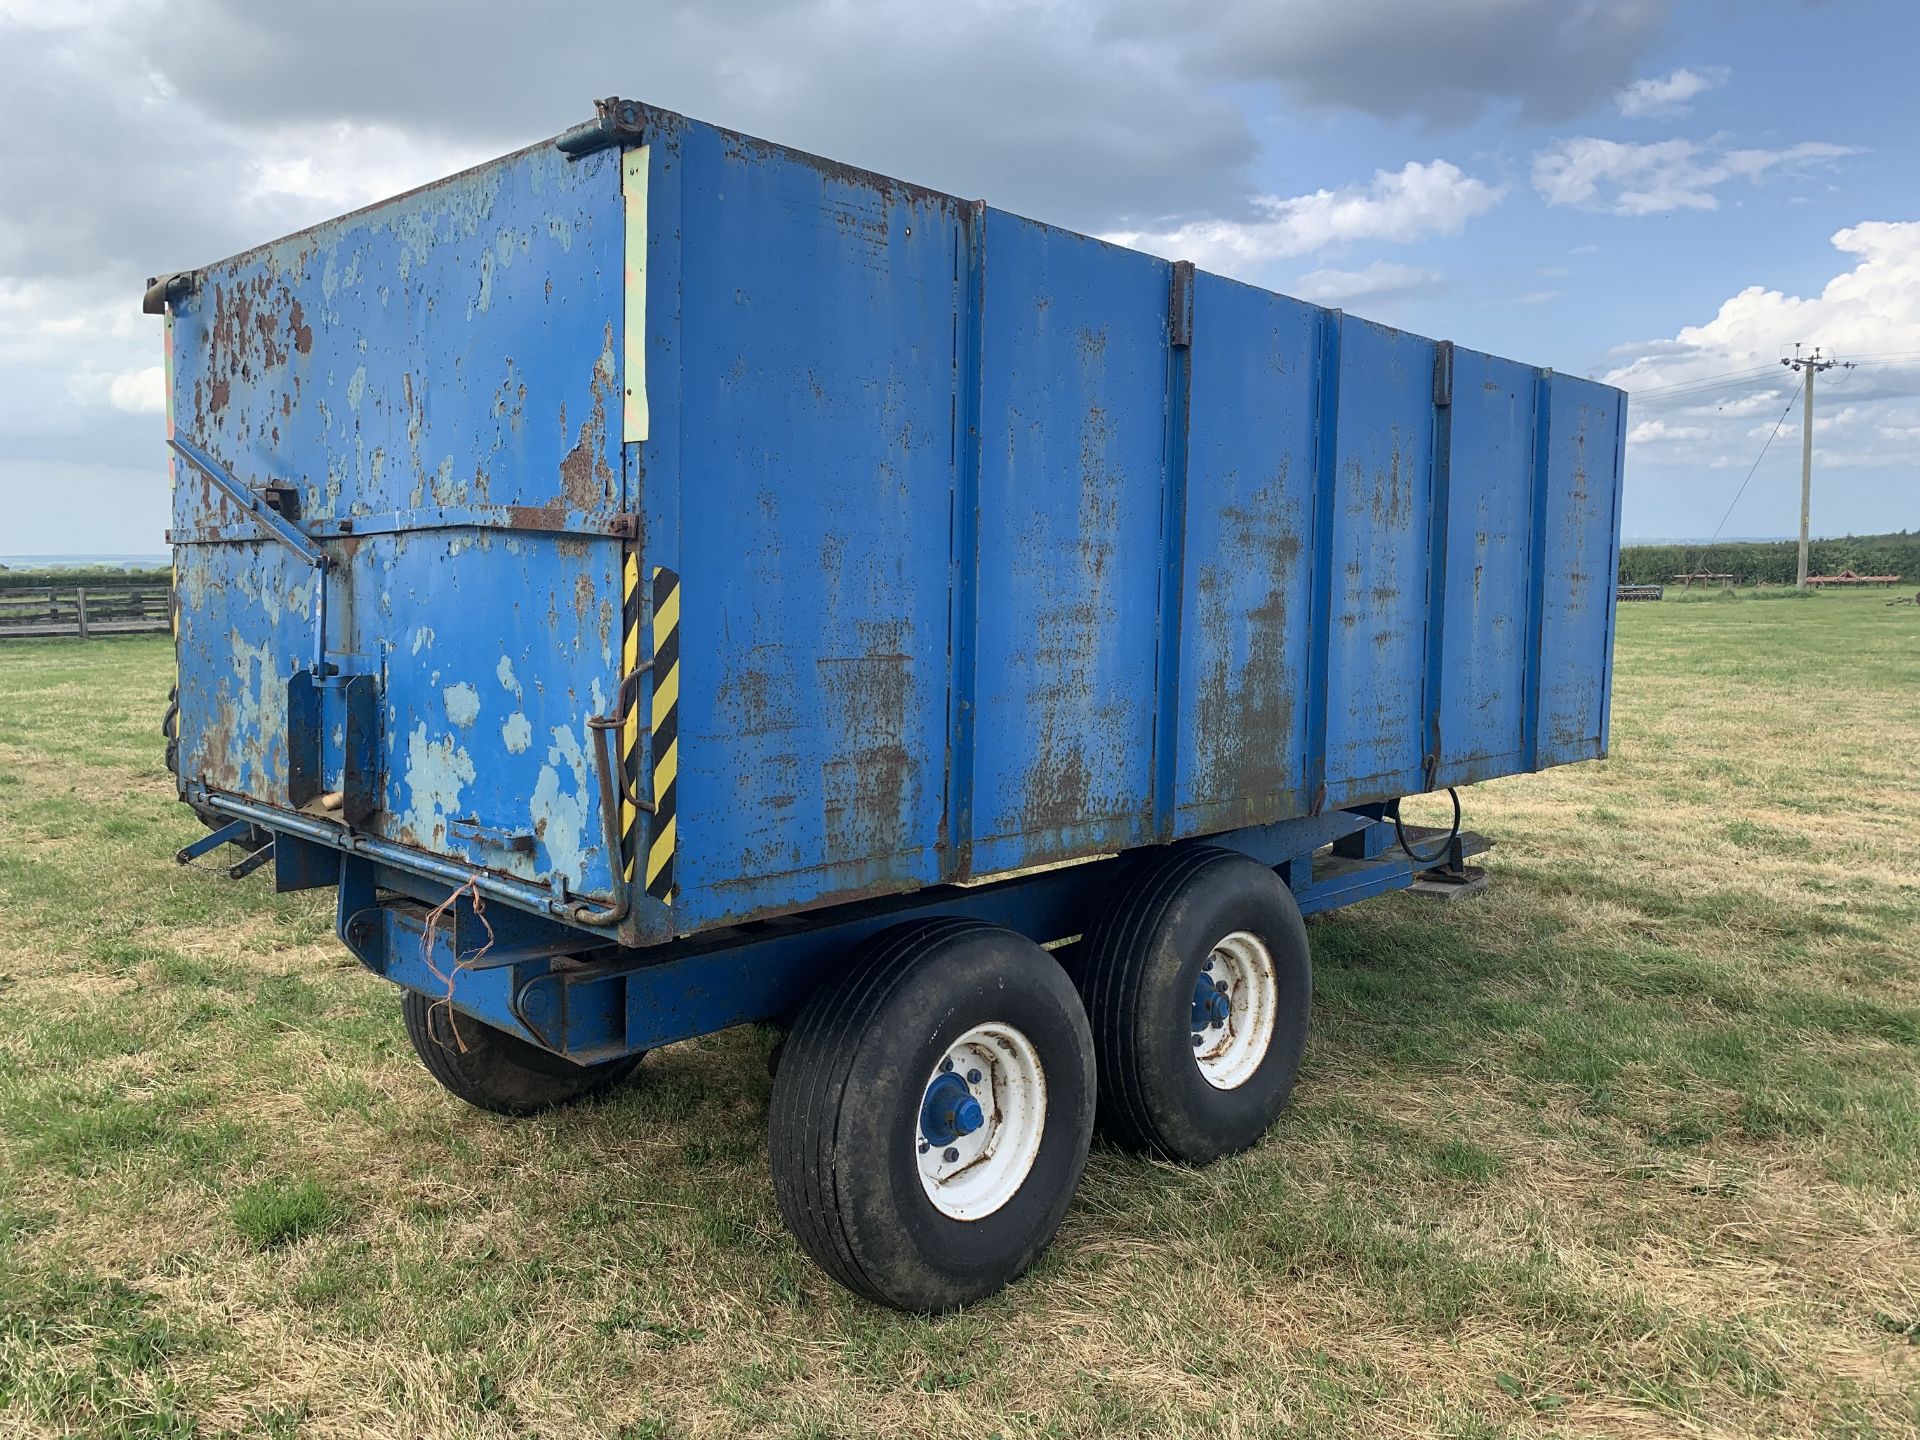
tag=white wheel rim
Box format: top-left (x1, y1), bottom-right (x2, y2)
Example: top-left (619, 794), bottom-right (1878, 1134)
top-left (1191, 930), bottom-right (1278, 1091)
top-left (914, 1022), bottom-right (1047, 1221)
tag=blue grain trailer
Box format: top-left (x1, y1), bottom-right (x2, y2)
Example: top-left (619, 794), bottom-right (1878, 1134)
top-left (151, 98), bottom-right (1625, 1311)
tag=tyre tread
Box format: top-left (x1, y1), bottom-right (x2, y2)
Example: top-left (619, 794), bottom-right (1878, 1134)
top-left (1081, 846), bottom-right (1309, 1160)
top-left (768, 917), bottom-right (1053, 1307)
top-left (764, 925), bottom-right (990, 1305)
top-left (1084, 847), bottom-right (1233, 1155)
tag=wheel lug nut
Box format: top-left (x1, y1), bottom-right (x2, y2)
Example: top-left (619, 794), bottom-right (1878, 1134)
top-left (966, 1068), bottom-right (982, 1085)
top-left (943, 1147), bottom-right (959, 1163)
top-left (1192, 1033), bottom-right (1204, 1047)
top-left (939, 1058), bottom-right (953, 1073)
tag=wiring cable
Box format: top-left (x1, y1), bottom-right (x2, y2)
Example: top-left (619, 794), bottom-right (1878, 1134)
top-left (1632, 373), bottom-right (1794, 408)
top-left (1388, 788), bottom-right (1462, 867)
top-left (1705, 380), bottom-right (1803, 546)
top-left (1628, 364), bottom-right (1781, 397)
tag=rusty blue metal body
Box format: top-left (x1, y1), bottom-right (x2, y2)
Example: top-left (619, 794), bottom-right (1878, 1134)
top-left (169, 140), bottom-right (629, 909)
top-left (163, 101), bottom-right (1625, 1038)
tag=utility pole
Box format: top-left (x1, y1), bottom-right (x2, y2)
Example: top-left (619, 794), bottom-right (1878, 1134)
top-left (1779, 345), bottom-right (1852, 588)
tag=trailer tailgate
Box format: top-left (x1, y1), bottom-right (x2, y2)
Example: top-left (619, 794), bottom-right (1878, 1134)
top-left (167, 143), bottom-right (632, 903)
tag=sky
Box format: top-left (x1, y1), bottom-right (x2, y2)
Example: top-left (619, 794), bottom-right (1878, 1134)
top-left (1, 0), bottom-right (1915, 554)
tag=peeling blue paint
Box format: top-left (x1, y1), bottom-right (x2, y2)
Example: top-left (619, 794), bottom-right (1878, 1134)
top-left (529, 724), bottom-right (592, 883)
top-left (501, 712), bottom-right (532, 755)
top-left (444, 683), bottom-right (480, 729)
top-left (399, 722), bottom-right (475, 852)
top-left (169, 139), bottom-right (624, 899)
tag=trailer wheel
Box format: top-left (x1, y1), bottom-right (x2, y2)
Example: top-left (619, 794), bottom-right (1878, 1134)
top-left (1077, 846), bottom-right (1310, 1164)
top-left (401, 990), bottom-right (643, 1116)
top-left (768, 919), bottom-right (1095, 1312)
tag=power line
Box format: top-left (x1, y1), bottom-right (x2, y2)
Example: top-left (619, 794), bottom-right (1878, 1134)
top-left (1629, 350), bottom-right (1920, 405)
top-left (1628, 364), bottom-right (1782, 397)
top-left (1631, 373), bottom-right (1796, 408)
top-left (1705, 379), bottom-right (1802, 546)
top-left (1635, 387), bottom-right (1791, 411)
top-left (1634, 385), bottom-right (1793, 412)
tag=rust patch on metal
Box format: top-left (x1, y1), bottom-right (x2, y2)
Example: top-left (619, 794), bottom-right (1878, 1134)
top-left (1016, 381), bottom-right (1131, 842)
top-left (1021, 724), bottom-right (1094, 837)
top-left (1189, 463), bottom-right (1304, 826)
top-left (1370, 437), bottom-right (1411, 528)
top-left (714, 645), bottom-right (807, 879)
top-left (504, 502), bottom-right (568, 533)
top-left (817, 618), bottom-right (915, 866)
top-left (572, 570), bottom-right (595, 630)
top-left (557, 323), bottom-right (619, 512)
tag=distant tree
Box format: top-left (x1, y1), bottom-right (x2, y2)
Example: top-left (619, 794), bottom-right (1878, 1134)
top-left (1619, 532), bottom-right (1919, 585)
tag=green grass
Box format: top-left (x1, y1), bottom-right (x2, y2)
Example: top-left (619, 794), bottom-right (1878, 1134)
top-left (2, 591), bottom-right (1918, 1437)
top-left (229, 1177), bottom-right (346, 1250)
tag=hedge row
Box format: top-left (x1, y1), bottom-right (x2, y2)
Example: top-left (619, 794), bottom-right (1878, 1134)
top-left (0, 566), bottom-right (171, 591)
top-left (1618, 533), bottom-right (1917, 586)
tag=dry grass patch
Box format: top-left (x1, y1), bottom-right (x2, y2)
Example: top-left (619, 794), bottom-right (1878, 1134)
top-left (3, 594), bottom-right (1919, 1437)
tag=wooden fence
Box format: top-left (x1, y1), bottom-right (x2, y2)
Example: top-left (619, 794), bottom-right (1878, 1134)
top-left (0, 584), bottom-right (172, 640)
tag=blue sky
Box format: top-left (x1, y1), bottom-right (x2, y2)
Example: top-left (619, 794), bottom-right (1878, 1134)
top-left (2, 0), bottom-right (1915, 553)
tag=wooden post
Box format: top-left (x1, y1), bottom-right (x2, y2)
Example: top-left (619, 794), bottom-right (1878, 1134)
top-left (74, 587), bottom-right (90, 641)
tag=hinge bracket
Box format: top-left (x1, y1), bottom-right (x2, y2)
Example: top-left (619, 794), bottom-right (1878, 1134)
top-left (1169, 260), bottom-right (1195, 349)
top-left (142, 271), bottom-right (197, 316)
top-left (557, 97), bottom-right (646, 158)
top-left (1433, 339), bottom-right (1455, 408)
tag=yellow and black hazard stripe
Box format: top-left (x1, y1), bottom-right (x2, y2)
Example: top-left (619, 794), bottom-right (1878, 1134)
top-left (619, 551), bottom-right (644, 883)
top-left (645, 567), bottom-right (680, 904)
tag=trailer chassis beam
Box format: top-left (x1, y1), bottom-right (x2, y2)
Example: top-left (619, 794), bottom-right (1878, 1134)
top-left (325, 809), bottom-right (1489, 1066)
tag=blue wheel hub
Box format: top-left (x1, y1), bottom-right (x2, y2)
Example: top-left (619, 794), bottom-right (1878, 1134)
top-left (920, 1070), bottom-right (985, 1147)
top-left (1192, 972), bottom-right (1230, 1032)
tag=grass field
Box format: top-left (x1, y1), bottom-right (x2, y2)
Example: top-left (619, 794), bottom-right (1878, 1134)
top-left (2, 590), bottom-right (1918, 1438)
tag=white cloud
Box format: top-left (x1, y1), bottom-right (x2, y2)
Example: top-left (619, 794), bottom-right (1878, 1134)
top-left (1289, 260), bottom-right (1446, 306)
top-left (1106, 161), bottom-right (1503, 279)
top-left (1715, 388), bottom-right (1800, 418)
top-left (1606, 223), bottom-right (1920, 394)
top-left (111, 367), bottom-right (165, 414)
top-left (1607, 223), bottom-right (1920, 520)
top-left (1627, 419), bottom-right (1711, 444)
top-left (1533, 136), bottom-right (1861, 215)
top-left (68, 364), bottom-right (166, 415)
top-left (244, 123), bottom-right (494, 216)
top-left (0, 0), bottom-right (133, 25)
top-left (1615, 65), bottom-right (1728, 119)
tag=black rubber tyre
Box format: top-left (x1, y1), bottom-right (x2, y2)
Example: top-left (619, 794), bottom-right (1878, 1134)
top-left (768, 919), bottom-right (1095, 1313)
top-left (401, 990), bottom-right (644, 1116)
top-left (1077, 846), bottom-right (1311, 1164)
